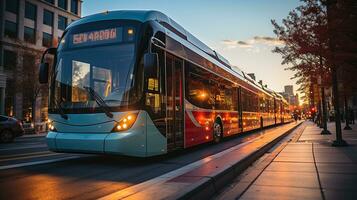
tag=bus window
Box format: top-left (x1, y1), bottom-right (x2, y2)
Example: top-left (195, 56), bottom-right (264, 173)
top-left (71, 60), bottom-right (90, 102)
top-left (186, 62), bottom-right (214, 109)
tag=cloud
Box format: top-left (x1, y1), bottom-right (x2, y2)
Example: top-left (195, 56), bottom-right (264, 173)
top-left (222, 39), bottom-right (252, 48)
top-left (221, 36), bottom-right (284, 49)
top-left (251, 36), bottom-right (285, 46)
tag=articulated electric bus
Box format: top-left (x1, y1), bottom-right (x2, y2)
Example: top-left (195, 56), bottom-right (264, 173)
top-left (39, 10), bottom-right (292, 157)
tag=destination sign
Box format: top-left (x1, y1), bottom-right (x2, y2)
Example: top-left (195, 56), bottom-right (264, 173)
top-left (70, 27), bottom-right (123, 47)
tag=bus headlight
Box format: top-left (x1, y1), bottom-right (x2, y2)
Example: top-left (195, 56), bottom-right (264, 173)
top-left (112, 113), bottom-right (138, 132)
top-left (47, 120), bottom-right (57, 132)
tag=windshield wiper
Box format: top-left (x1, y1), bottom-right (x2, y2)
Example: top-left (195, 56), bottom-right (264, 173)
top-left (83, 86), bottom-right (113, 118)
top-left (54, 98), bottom-right (68, 120)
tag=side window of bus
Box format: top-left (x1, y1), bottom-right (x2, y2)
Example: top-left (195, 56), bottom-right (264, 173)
top-left (186, 62), bottom-right (213, 109)
top-left (232, 87), bottom-right (238, 111)
top-left (186, 62), bottom-right (235, 111)
top-left (215, 80), bottom-right (234, 111)
top-left (241, 89), bottom-right (249, 112)
top-left (241, 88), bottom-right (258, 112)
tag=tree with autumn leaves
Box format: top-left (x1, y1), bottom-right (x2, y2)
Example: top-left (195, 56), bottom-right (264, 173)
top-left (271, 0), bottom-right (331, 133)
top-left (272, 0), bottom-right (357, 144)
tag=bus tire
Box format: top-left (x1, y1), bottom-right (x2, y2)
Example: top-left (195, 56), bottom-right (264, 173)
top-left (213, 121), bottom-right (223, 143)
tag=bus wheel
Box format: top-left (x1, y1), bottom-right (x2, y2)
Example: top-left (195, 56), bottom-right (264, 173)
top-left (213, 122), bottom-right (222, 143)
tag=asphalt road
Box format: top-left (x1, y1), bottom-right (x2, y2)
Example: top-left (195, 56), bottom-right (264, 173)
top-left (0, 127), bottom-right (280, 200)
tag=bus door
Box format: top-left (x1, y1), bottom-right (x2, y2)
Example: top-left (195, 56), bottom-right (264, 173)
top-left (166, 54), bottom-right (184, 150)
top-left (238, 87), bottom-right (243, 132)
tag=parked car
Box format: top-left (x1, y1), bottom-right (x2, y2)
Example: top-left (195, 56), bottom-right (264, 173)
top-left (0, 115), bottom-right (24, 143)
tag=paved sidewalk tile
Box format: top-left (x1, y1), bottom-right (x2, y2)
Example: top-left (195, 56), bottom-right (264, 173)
top-left (317, 163), bottom-right (357, 174)
top-left (324, 189), bottom-right (357, 200)
top-left (319, 173), bottom-right (357, 190)
top-left (253, 171), bottom-right (320, 189)
top-left (240, 185), bottom-right (322, 200)
top-left (233, 121), bottom-right (357, 200)
top-left (314, 152), bottom-right (353, 163)
top-left (265, 162), bottom-right (316, 173)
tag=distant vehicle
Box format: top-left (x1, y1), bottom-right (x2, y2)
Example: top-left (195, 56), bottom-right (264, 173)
top-left (39, 10), bottom-right (293, 157)
top-left (0, 115), bottom-right (24, 143)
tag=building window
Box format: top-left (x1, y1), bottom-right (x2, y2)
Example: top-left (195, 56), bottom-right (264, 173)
top-left (43, 9), bottom-right (54, 27)
top-left (5, 0), bottom-right (19, 14)
top-left (25, 1), bottom-right (37, 20)
top-left (24, 27), bottom-right (36, 44)
top-left (3, 50), bottom-right (17, 70)
top-left (58, 15), bottom-right (67, 30)
top-left (71, 0), bottom-right (78, 15)
top-left (4, 20), bottom-right (18, 39)
top-left (44, 0), bottom-right (54, 4)
top-left (58, 0), bottom-right (68, 10)
top-left (42, 32), bottom-right (53, 47)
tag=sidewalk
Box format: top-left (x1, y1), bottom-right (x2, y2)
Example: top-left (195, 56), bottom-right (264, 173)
top-left (217, 121), bottom-right (357, 200)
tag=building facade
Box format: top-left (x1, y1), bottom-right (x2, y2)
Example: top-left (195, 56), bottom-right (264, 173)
top-left (0, 0), bottom-right (82, 125)
top-left (284, 85), bottom-right (293, 96)
top-left (280, 85), bottom-right (299, 107)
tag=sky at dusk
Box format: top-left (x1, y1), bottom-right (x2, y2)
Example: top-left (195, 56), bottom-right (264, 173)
top-left (82, 0), bottom-right (302, 94)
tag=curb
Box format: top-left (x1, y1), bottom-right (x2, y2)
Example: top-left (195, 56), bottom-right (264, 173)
top-left (178, 122), bottom-right (303, 200)
top-left (20, 133), bottom-right (47, 139)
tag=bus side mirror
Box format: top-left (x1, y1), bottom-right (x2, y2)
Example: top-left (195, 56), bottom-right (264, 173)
top-left (39, 63), bottom-right (49, 84)
top-left (144, 53), bottom-right (158, 78)
top-left (38, 47), bottom-right (56, 84)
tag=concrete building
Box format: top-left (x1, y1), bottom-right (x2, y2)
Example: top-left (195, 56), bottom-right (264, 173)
top-left (280, 85), bottom-right (299, 106)
top-left (0, 0), bottom-right (82, 125)
top-left (284, 85), bottom-right (294, 96)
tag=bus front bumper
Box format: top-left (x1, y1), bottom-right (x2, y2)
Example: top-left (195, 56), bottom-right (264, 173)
top-left (46, 129), bottom-right (148, 157)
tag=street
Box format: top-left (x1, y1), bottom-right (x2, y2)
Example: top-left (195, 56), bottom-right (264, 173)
top-left (0, 125), bottom-right (281, 200)
top-left (0, 0), bottom-right (356, 199)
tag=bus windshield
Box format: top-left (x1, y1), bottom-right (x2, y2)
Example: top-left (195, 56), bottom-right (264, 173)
top-left (50, 21), bottom-right (141, 112)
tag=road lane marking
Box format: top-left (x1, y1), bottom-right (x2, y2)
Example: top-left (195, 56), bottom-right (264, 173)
top-left (100, 123), bottom-right (297, 200)
top-left (0, 144), bottom-right (48, 151)
top-left (0, 156), bottom-right (82, 170)
top-left (0, 151), bottom-right (52, 159)
top-left (0, 152), bottom-right (63, 162)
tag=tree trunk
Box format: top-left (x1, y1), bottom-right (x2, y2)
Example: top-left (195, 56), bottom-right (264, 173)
top-left (331, 65), bottom-right (347, 146)
top-left (321, 86), bottom-right (331, 134)
top-left (317, 100), bottom-right (322, 127)
top-left (344, 95), bottom-right (352, 130)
